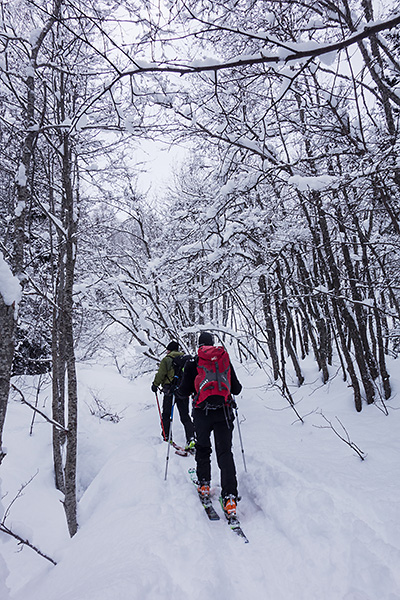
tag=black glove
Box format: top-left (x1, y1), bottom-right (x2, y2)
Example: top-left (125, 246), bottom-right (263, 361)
top-left (151, 383), bottom-right (158, 393)
top-left (230, 397), bottom-right (237, 409)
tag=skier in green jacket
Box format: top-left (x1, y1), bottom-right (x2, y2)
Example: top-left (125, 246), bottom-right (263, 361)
top-left (151, 341), bottom-right (195, 450)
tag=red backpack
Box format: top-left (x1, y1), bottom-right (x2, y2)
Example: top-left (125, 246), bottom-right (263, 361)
top-left (194, 345), bottom-right (231, 408)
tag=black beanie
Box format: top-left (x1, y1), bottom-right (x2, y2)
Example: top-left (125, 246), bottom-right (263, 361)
top-left (198, 332), bottom-right (214, 346)
top-left (166, 341), bottom-right (179, 352)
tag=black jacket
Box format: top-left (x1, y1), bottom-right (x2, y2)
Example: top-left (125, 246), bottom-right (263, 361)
top-left (178, 352), bottom-right (242, 399)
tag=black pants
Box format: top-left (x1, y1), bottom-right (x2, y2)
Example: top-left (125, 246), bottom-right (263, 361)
top-left (162, 388), bottom-right (194, 443)
top-left (193, 406), bottom-right (237, 499)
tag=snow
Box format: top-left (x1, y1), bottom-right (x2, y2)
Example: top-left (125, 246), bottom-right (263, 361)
top-left (76, 114), bottom-right (88, 131)
top-left (1, 358), bottom-right (400, 600)
top-left (14, 201), bottom-right (25, 217)
top-left (15, 165), bottom-right (27, 187)
top-left (25, 65), bottom-right (35, 78)
top-left (288, 174), bottom-right (337, 191)
top-left (220, 180), bottom-right (236, 196)
top-left (124, 116), bottom-right (135, 133)
top-left (0, 252), bottom-right (22, 308)
top-left (318, 50), bottom-right (338, 66)
top-left (29, 29), bottom-right (42, 46)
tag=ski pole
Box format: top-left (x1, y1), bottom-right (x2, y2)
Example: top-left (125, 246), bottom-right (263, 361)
top-left (164, 395), bottom-right (176, 481)
top-left (233, 398), bottom-right (247, 473)
top-left (155, 391), bottom-right (167, 441)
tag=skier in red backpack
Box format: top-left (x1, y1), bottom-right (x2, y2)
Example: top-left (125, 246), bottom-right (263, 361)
top-left (178, 332), bottom-right (242, 518)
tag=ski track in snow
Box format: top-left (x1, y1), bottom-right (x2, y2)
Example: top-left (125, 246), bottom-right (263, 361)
top-left (1, 363), bottom-right (400, 600)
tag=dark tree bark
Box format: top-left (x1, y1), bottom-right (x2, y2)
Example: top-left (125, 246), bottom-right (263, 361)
top-left (0, 300), bottom-right (16, 460)
top-left (258, 274), bottom-right (279, 380)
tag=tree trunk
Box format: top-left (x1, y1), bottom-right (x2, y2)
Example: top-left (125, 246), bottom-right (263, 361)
top-left (61, 131), bottom-right (79, 537)
top-left (258, 274), bottom-right (279, 380)
top-left (0, 300), bottom-right (16, 459)
top-left (275, 263), bottom-right (304, 386)
top-left (52, 266), bottom-right (66, 493)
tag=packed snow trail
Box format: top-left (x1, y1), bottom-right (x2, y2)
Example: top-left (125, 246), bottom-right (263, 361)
top-left (2, 362), bottom-right (400, 600)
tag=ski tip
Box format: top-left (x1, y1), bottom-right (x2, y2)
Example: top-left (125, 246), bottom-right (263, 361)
top-left (230, 523), bottom-right (249, 542)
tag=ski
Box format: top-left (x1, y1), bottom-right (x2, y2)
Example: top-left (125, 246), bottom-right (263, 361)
top-left (219, 497), bottom-right (249, 543)
top-left (188, 468), bottom-right (220, 521)
top-left (175, 448), bottom-right (188, 456)
top-left (171, 441), bottom-right (188, 456)
top-left (227, 517), bottom-right (249, 543)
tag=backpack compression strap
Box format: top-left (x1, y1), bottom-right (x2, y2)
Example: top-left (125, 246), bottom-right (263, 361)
top-left (194, 346), bottom-right (231, 406)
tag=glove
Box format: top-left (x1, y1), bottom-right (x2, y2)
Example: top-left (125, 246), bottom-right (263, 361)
top-left (151, 383), bottom-right (158, 393)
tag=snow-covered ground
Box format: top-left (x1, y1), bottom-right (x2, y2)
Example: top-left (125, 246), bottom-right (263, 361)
top-left (1, 357), bottom-right (400, 600)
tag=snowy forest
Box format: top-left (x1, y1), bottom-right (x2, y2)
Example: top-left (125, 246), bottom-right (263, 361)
top-left (1, 1), bottom-right (400, 598)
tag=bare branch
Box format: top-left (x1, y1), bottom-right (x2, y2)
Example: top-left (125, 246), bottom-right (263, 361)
top-left (2, 472), bottom-right (38, 523)
top-left (314, 412), bottom-right (366, 460)
top-left (0, 523), bottom-right (57, 565)
top-left (11, 384), bottom-right (68, 433)
top-left (1, 473), bottom-right (57, 565)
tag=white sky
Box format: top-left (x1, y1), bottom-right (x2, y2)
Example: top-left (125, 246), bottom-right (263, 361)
top-left (134, 139), bottom-right (188, 196)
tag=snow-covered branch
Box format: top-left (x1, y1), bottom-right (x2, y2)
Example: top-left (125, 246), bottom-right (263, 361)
top-left (120, 15), bottom-right (400, 75)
